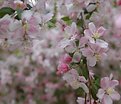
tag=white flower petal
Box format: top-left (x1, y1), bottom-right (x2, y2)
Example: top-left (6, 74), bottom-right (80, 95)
top-left (79, 83), bottom-right (89, 93)
top-left (110, 90), bottom-right (120, 100)
top-left (97, 89), bottom-right (105, 99)
top-left (87, 56), bottom-right (96, 67)
top-left (102, 95), bottom-right (113, 104)
top-left (89, 22), bottom-right (96, 34)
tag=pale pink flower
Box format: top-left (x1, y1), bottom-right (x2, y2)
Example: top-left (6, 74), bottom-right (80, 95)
top-left (58, 22), bottom-right (78, 49)
top-left (63, 69), bottom-right (89, 93)
top-left (79, 36), bottom-right (89, 48)
top-left (84, 22), bottom-right (106, 43)
top-left (64, 22), bottom-right (79, 38)
top-left (81, 43), bottom-right (107, 67)
top-left (21, 10), bottom-right (40, 38)
top-left (97, 76), bottom-right (120, 104)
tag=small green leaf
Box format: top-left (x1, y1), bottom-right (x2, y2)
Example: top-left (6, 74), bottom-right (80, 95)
top-left (15, 9), bottom-right (23, 20)
top-left (75, 87), bottom-right (85, 96)
top-left (91, 76), bottom-right (100, 100)
top-left (86, 12), bottom-right (93, 19)
top-left (80, 58), bottom-right (89, 79)
top-left (77, 19), bottom-right (84, 27)
top-left (61, 16), bottom-right (70, 21)
top-left (91, 84), bottom-right (99, 100)
top-left (47, 18), bottom-right (56, 28)
top-left (0, 7), bottom-right (15, 18)
top-left (61, 16), bottom-right (72, 25)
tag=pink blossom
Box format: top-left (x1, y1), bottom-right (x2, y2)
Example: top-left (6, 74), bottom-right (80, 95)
top-left (63, 69), bottom-right (89, 93)
top-left (81, 43), bottom-right (107, 67)
top-left (97, 76), bottom-right (120, 104)
top-left (20, 10), bottom-right (40, 39)
top-left (79, 36), bottom-right (89, 48)
top-left (84, 22), bottom-right (106, 43)
top-left (58, 22), bottom-right (79, 49)
top-left (117, 0), bottom-right (121, 5)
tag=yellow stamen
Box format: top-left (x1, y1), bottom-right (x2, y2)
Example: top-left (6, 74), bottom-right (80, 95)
top-left (95, 54), bottom-right (101, 61)
top-left (93, 32), bottom-right (100, 39)
top-left (106, 88), bottom-right (114, 94)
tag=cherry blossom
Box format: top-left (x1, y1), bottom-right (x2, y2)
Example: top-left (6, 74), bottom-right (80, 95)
top-left (0, 0), bottom-right (121, 104)
top-left (84, 22), bottom-right (106, 43)
top-left (63, 69), bottom-right (89, 93)
top-left (97, 76), bottom-right (120, 104)
top-left (81, 42), bottom-right (108, 66)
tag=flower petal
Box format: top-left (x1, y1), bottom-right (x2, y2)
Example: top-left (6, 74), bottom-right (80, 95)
top-left (87, 56), bottom-right (96, 67)
top-left (109, 80), bottom-right (119, 88)
top-left (102, 95), bottom-right (113, 104)
top-left (58, 39), bottom-right (71, 48)
top-left (97, 26), bottom-right (106, 36)
top-left (77, 97), bottom-right (85, 104)
top-left (101, 77), bottom-right (110, 89)
top-left (84, 29), bottom-right (91, 37)
top-left (88, 22), bottom-right (96, 34)
top-left (97, 89), bottom-right (105, 99)
top-left (72, 51), bottom-right (81, 62)
top-left (110, 90), bottom-right (120, 100)
top-left (96, 39), bottom-right (108, 49)
top-left (79, 83), bottom-right (89, 93)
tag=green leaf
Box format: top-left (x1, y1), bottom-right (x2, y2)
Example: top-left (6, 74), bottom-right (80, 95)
top-left (91, 76), bottom-right (100, 100)
top-left (61, 16), bottom-right (70, 21)
top-left (75, 87), bottom-right (85, 96)
top-left (69, 52), bottom-right (74, 57)
top-left (86, 12), bottom-right (93, 19)
top-left (91, 84), bottom-right (99, 100)
top-left (81, 65), bottom-right (89, 79)
top-left (80, 58), bottom-right (89, 79)
top-left (47, 18), bottom-right (56, 28)
top-left (61, 16), bottom-right (72, 25)
top-left (77, 19), bottom-right (84, 27)
top-left (75, 40), bottom-right (79, 47)
top-left (15, 9), bottom-right (23, 20)
top-left (0, 7), bottom-right (15, 18)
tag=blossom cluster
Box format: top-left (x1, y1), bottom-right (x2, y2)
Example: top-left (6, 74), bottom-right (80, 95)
top-left (0, 0), bottom-right (121, 104)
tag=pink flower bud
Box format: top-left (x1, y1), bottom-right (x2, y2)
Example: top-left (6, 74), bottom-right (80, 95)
top-left (117, 0), bottom-right (121, 6)
top-left (57, 63), bottom-right (69, 75)
top-left (63, 54), bottom-right (72, 64)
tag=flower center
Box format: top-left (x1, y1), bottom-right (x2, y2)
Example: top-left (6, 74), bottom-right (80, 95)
top-left (106, 88), bottom-right (114, 95)
top-left (93, 32), bottom-right (100, 39)
top-left (95, 54), bottom-right (101, 61)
